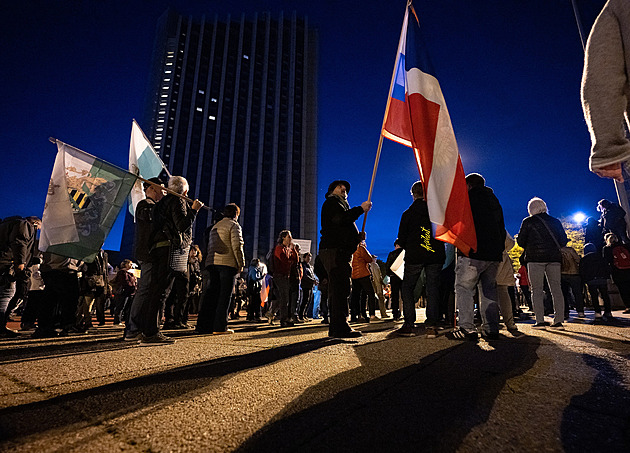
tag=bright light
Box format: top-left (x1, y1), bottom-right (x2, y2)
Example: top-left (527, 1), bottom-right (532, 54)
top-left (573, 212), bottom-right (587, 224)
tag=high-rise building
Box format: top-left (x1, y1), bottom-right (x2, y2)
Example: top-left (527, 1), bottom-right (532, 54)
top-left (124, 9), bottom-right (318, 261)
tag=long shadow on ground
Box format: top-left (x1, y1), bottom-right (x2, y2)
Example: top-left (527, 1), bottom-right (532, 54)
top-left (0, 337), bottom-right (341, 441)
top-left (561, 353), bottom-right (630, 451)
top-left (237, 336), bottom-right (543, 453)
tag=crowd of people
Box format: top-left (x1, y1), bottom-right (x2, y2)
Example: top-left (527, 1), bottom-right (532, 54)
top-left (1, 172), bottom-right (630, 342)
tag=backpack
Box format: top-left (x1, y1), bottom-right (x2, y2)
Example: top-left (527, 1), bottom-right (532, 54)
top-left (612, 245), bottom-right (630, 270)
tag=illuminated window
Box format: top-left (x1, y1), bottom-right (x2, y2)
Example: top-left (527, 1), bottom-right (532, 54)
top-left (199, 89), bottom-right (204, 94)
top-left (161, 94), bottom-right (168, 98)
top-left (211, 98), bottom-right (217, 102)
top-left (209, 116), bottom-right (216, 120)
top-left (243, 55), bottom-right (249, 59)
top-left (196, 107), bottom-right (202, 112)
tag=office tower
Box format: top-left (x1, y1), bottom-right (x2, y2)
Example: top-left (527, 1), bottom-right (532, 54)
top-left (134, 9), bottom-right (318, 260)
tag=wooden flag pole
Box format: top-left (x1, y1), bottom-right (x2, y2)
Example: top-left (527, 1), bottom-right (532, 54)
top-left (49, 137), bottom-right (214, 212)
top-left (361, 2), bottom-right (409, 233)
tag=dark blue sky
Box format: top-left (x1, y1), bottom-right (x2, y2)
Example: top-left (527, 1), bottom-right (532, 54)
top-left (1, 0), bottom-right (612, 258)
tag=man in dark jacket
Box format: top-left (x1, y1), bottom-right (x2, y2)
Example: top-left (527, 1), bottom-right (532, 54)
top-left (396, 181), bottom-right (445, 337)
top-left (517, 196), bottom-right (568, 329)
top-left (124, 178), bottom-right (164, 341)
top-left (453, 174), bottom-right (506, 341)
top-left (0, 216), bottom-right (40, 337)
top-left (319, 180), bottom-right (371, 338)
top-left (141, 176), bottom-right (203, 345)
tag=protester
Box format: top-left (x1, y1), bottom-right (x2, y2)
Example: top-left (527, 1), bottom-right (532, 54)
top-left (452, 174), bottom-right (505, 341)
top-left (560, 245), bottom-right (584, 319)
top-left (269, 230), bottom-right (299, 328)
top-left (187, 245), bottom-right (203, 316)
top-left (0, 216), bottom-right (40, 338)
top-left (598, 199), bottom-right (629, 244)
top-left (581, 0), bottom-right (630, 183)
top-left (585, 217), bottom-right (604, 252)
top-left (142, 176), bottom-right (203, 345)
top-left (496, 233), bottom-right (520, 335)
top-left (602, 232), bottom-right (630, 314)
top-left (385, 240), bottom-right (403, 321)
top-left (124, 177), bottom-right (165, 341)
top-left (111, 259), bottom-right (137, 326)
top-left (318, 180), bottom-right (371, 338)
top-left (78, 249), bottom-right (109, 329)
top-left (246, 258), bottom-right (265, 322)
top-left (196, 203), bottom-right (244, 334)
top-left (350, 233), bottom-right (377, 323)
top-left (314, 254), bottom-right (329, 324)
top-left (517, 197), bottom-right (568, 330)
top-left (299, 252), bottom-right (316, 321)
top-left (396, 181), bottom-right (445, 338)
top-left (580, 242), bottom-right (614, 321)
top-left (368, 256), bottom-right (389, 320)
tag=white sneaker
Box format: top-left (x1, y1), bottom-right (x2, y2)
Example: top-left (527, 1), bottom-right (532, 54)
top-left (595, 313), bottom-right (603, 319)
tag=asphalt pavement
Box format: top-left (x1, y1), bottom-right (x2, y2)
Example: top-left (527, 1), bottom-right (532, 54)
top-left (1, 309), bottom-right (629, 452)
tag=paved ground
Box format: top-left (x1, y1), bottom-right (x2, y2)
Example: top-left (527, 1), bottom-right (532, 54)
top-left (1, 309), bottom-right (629, 452)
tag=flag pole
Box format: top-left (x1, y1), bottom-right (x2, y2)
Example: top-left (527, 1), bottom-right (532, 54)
top-left (49, 137), bottom-right (213, 212)
top-left (361, 1), bottom-right (410, 232)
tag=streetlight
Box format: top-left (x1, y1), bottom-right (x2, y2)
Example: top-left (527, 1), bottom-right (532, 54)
top-left (573, 212), bottom-right (587, 225)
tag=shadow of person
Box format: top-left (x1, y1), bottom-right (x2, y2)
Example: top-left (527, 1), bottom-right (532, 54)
top-left (237, 336), bottom-right (543, 452)
top-left (561, 353), bottom-right (630, 451)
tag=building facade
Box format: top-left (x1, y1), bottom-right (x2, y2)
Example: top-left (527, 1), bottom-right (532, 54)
top-left (137, 9), bottom-right (318, 261)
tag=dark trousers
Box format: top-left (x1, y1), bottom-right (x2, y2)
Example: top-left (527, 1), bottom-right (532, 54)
top-left (561, 274), bottom-right (584, 313)
top-left (351, 276), bottom-right (375, 318)
top-left (300, 286), bottom-right (314, 318)
top-left (614, 279), bottom-right (630, 309)
top-left (587, 283), bottom-right (612, 314)
top-left (319, 249), bottom-right (352, 335)
top-left (390, 274), bottom-right (402, 318)
top-left (318, 283), bottom-right (329, 320)
top-left (164, 271), bottom-right (189, 325)
top-left (247, 286), bottom-right (262, 319)
top-left (143, 247), bottom-right (174, 336)
top-left (40, 271), bottom-right (79, 331)
top-left (197, 265), bottom-right (237, 333)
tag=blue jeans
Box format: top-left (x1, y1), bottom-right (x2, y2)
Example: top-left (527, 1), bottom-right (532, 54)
top-left (0, 281), bottom-right (16, 329)
top-left (455, 256), bottom-right (500, 333)
top-left (402, 263), bottom-right (442, 326)
top-left (197, 265), bottom-right (237, 333)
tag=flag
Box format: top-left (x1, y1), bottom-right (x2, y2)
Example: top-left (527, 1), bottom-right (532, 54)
top-left (39, 141), bottom-right (138, 262)
top-left (260, 274), bottom-right (272, 305)
top-left (128, 119), bottom-right (170, 216)
top-left (382, 2), bottom-right (477, 255)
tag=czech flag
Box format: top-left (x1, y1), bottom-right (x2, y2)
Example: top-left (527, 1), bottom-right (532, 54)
top-left (382, 2), bottom-right (476, 255)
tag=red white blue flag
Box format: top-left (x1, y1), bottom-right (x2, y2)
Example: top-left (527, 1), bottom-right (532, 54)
top-left (382, 2), bottom-right (477, 255)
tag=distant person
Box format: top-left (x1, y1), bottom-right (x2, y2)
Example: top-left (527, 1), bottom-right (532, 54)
top-left (598, 199), bottom-right (629, 244)
top-left (396, 181), bottom-right (445, 338)
top-left (111, 259), bottom-right (137, 326)
top-left (314, 254), bottom-right (329, 324)
top-left (318, 180), bottom-right (371, 338)
top-left (368, 256), bottom-right (389, 320)
top-left (584, 217), bottom-right (604, 252)
top-left (581, 0), bottom-right (630, 183)
top-left (580, 242), bottom-right (613, 321)
top-left (299, 252), bottom-right (317, 321)
top-left (196, 203), bottom-right (245, 334)
top-left (452, 174), bottom-right (505, 341)
top-left (496, 232), bottom-right (520, 335)
top-left (143, 176), bottom-right (203, 345)
top-left (517, 197), bottom-right (568, 330)
top-left (560, 245), bottom-right (584, 318)
top-left (603, 232), bottom-right (630, 314)
top-left (269, 230), bottom-right (299, 328)
top-left (350, 233), bottom-right (377, 323)
top-left (385, 240), bottom-right (404, 321)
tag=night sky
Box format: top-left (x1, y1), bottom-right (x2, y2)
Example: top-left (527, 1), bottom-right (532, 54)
top-left (1, 0), bottom-right (613, 258)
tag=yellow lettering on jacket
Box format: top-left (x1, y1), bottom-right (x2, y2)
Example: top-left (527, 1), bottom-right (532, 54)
top-left (420, 226), bottom-right (435, 253)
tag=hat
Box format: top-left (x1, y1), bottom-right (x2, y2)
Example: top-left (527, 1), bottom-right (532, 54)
top-left (143, 177), bottom-right (164, 190)
top-left (326, 180), bottom-right (351, 197)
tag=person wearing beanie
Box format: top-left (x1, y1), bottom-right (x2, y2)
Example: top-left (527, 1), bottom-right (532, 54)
top-left (517, 197), bottom-right (569, 330)
top-left (319, 180), bottom-right (372, 338)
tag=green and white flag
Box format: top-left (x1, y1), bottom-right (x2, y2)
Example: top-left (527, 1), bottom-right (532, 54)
top-left (39, 141), bottom-right (138, 262)
top-left (128, 119), bottom-right (170, 217)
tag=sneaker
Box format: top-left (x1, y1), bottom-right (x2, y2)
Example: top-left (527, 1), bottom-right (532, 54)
top-left (212, 329), bottom-right (235, 335)
top-left (31, 328), bottom-right (58, 339)
top-left (124, 332), bottom-right (143, 341)
top-left (397, 323), bottom-right (416, 337)
top-left (548, 322), bottom-right (565, 331)
top-left (603, 312), bottom-right (614, 322)
top-left (577, 312), bottom-right (585, 318)
top-left (139, 332), bottom-right (175, 346)
top-left (19, 322), bottom-right (36, 331)
top-left (532, 322), bottom-right (550, 329)
top-left (0, 327), bottom-right (20, 338)
top-left (507, 326), bottom-right (523, 337)
top-left (280, 320), bottom-right (295, 328)
top-left (370, 315), bottom-right (379, 322)
top-left (328, 329), bottom-right (362, 339)
top-left (321, 318), bottom-right (329, 325)
top-left (594, 312), bottom-right (603, 319)
top-left (481, 330), bottom-right (499, 340)
top-left (292, 317), bottom-right (305, 324)
top-left (448, 328), bottom-right (478, 341)
top-left (425, 326), bottom-right (438, 339)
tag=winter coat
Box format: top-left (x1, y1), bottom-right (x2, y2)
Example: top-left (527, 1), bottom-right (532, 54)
top-left (351, 243), bottom-right (373, 279)
top-left (206, 217), bottom-right (245, 270)
top-left (517, 213), bottom-right (568, 263)
top-left (580, 252), bottom-right (610, 285)
top-left (272, 244), bottom-right (298, 278)
top-left (134, 197), bottom-right (157, 262)
top-left (151, 194), bottom-right (198, 251)
top-left (319, 194), bottom-right (364, 255)
top-left (0, 216), bottom-right (37, 271)
top-left (467, 186), bottom-right (506, 262)
top-left (496, 233), bottom-right (516, 286)
top-left (603, 243), bottom-right (630, 282)
top-left (397, 199), bottom-right (445, 266)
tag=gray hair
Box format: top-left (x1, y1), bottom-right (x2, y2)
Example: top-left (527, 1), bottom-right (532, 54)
top-left (168, 176), bottom-right (189, 195)
top-left (528, 197), bottom-right (548, 216)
